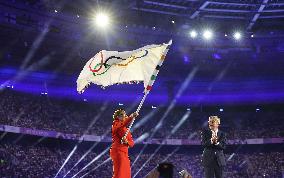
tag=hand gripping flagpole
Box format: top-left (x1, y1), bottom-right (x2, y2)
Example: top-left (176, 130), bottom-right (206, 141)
top-left (121, 40), bottom-right (172, 142)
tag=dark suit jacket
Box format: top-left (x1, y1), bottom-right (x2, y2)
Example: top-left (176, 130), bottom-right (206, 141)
top-left (201, 129), bottom-right (227, 167)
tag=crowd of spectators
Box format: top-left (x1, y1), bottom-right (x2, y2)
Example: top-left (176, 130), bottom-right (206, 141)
top-left (0, 90), bottom-right (283, 141)
top-left (0, 142), bottom-right (283, 178)
top-left (0, 90), bottom-right (283, 177)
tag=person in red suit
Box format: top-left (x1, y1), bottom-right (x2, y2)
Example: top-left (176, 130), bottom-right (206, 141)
top-left (110, 109), bottom-right (139, 178)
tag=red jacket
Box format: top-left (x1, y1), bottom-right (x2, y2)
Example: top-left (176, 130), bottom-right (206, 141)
top-left (111, 116), bottom-right (135, 154)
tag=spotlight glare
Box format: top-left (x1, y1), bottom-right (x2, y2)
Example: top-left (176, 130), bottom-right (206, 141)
top-left (183, 55), bottom-right (189, 63)
top-left (251, 34), bottom-right (254, 38)
top-left (190, 30), bottom-right (197, 38)
top-left (233, 32), bottom-right (242, 40)
top-left (219, 108), bottom-right (224, 112)
top-left (54, 9), bottom-right (58, 13)
top-left (203, 30), bottom-right (213, 40)
top-left (171, 20), bottom-right (175, 24)
top-left (94, 13), bottom-right (110, 28)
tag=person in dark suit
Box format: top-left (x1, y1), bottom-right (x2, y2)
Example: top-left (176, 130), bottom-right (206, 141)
top-left (201, 116), bottom-right (227, 178)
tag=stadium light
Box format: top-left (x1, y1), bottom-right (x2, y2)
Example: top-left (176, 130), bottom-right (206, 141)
top-left (94, 12), bottom-right (110, 28)
top-left (190, 30), bottom-right (197, 38)
top-left (203, 30), bottom-right (213, 40)
top-left (183, 55), bottom-right (189, 63)
top-left (233, 32), bottom-right (242, 40)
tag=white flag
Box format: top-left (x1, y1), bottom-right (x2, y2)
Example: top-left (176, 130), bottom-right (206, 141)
top-left (77, 40), bottom-right (172, 93)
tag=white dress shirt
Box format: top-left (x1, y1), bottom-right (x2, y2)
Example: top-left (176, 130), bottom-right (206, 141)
top-left (211, 129), bottom-right (220, 145)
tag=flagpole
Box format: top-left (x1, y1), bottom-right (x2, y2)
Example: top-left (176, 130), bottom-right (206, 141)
top-left (121, 40), bottom-right (172, 142)
top-left (122, 91), bottom-right (149, 141)
top-left (136, 91), bottom-right (149, 113)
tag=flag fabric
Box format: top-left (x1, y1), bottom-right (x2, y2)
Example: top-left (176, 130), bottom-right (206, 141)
top-left (77, 40), bottom-right (172, 93)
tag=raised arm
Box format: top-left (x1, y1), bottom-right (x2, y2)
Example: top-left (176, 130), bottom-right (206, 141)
top-left (121, 116), bottom-right (134, 127)
top-left (112, 116), bottom-right (134, 131)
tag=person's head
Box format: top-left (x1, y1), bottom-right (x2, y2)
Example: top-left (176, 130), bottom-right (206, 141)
top-left (113, 109), bottom-right (127, 121)
top-left (179, 170), bottom-right (192, 178)
top-left (208, 116), bottom-right (220, 131)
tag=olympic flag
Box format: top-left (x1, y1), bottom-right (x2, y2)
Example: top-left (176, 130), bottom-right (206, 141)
top-left (77, 40), bottom-right (172, 93)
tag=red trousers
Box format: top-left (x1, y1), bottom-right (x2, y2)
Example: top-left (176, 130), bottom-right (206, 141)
top-left (110, 148), bottom-right (131, 178)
